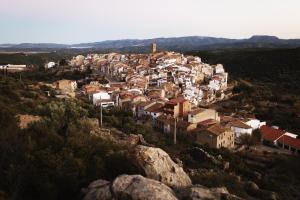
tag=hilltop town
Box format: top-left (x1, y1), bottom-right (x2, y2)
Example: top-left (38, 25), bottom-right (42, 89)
top-left (52, 45), bottom-right (236, 148)
top-left (39, 45), bottom-right (299, 153)
top-left (66, 44), bottom-right (230, 106)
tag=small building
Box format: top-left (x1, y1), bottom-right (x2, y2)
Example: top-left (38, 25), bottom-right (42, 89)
top-left (155, 114), bottom-right (196, 134)
top-left (137, 101), bottom-right (156, 118)
top-left (260, 125), bottom-right (300, 154)
top-left (194, 123), bottom-right (235, 149)
top-left (229, 120), bottom-right (253, 138)
top-left (260, 125), bottom-right (285, 146)
top-left (277, 135), bottom-right (300, 154)
top-left (163, 97), bottom-right (191, 118)
top-left (144, 102), bottom-right (164, 120)
top-left (188, 108), bottom-right (220, 124)
top-left (155, 115), bottom-right (175, 134)
top-left (45, 62), bottom-right (56, 69)
top-left (92, 91), bottom-right (111, 105)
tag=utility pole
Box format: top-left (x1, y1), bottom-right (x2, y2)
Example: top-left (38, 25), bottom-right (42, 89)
top-left (4, 66), bottom-right (7, 79)
top-left (174, 117), bottom-right (177, 145)
top-left (100, 97), bottom-right (103, 127)
top-left (19, 73), bottom-right (22, 82)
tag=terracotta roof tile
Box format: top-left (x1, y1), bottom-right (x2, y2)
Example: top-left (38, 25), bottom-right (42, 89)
top-left (277, 135), bottom-right (300, 150)
top-left (260, 125), bottom-right (284, 142)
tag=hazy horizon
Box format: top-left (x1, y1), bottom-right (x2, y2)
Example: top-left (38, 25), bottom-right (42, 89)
top-left (1, 0), bottom-right (300, 44)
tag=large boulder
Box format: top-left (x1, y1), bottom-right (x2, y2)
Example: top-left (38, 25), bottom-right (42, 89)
top-left (177, 185), bottom-right (245, 200)
top-left (112, 175), bottom-right (178, 200)
top-left (83, 175), bottom-right (246, 200)
top-left (83, 180), bottom-right (112, 200)
top-left (132, 145), bottom-right (192, 188)
top-left (83, 175), bottom-right (178, 200)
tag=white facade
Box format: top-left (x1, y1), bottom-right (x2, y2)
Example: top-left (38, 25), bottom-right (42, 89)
top-left (45, 62), bottom-right (56, 69)
top-left (215, 64), bottom-right (225, 74)
top-left (231, 127), bottom-right (253, 138)
top-left (243, 119), bottom-right (266, 130)
top-left (92, 92), bottom-right (111, 105)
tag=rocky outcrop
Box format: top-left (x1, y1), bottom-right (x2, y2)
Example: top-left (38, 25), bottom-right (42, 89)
top-left (178, 185), bottom-right (244, 200)
top-left (83, 175), bottom-right (178, 200)
top-left (132, 145), bottom-right (192, 188)
top-left (83, 145), bottom-right (246, 200)
top-left (83, 180), bottom-right (112, 200)
top-left (83, 175), bottom-right (246, 200)
top-left (112, 175), bottom-right (178, 200)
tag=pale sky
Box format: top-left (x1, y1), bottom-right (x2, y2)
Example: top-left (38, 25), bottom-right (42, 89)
top-left (0, 0), bottom-right (300, 44)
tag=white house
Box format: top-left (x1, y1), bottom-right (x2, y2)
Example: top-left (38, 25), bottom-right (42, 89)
top-left (144, 103), bottom-right (164, 120)
top-left (45, 62), bottom-right (56, 69)
top-left (244, 118), bottom-right (266, 130)
top-left (92, 91), bottom-right (111, 105)
top-left (214, 64), bottom-right (225, 74)
top-left (230, 120), bottom-right (253, 138)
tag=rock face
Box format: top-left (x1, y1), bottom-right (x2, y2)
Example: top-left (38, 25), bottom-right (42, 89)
top-left (83, 175), bottom-right (245, 200)
top-left (83, 146), bottom-right (246, 200)
top-left (132, 145), bottom-right (192, 188)
top-left (83, 180), bottom-right (112, 200)
top-left (83, 175), bottom-right (178, 200)
top-left (178, 185), bottom-right (244, 200)
top-left (112, 175), bottom-right (178, 200)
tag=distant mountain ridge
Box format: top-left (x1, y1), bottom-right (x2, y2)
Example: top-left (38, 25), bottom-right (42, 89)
top-left (1, 35), bottom-right (300, 51)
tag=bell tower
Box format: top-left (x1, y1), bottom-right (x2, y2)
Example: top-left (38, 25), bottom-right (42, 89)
top-left (152, 43), bottom-right (157, 53)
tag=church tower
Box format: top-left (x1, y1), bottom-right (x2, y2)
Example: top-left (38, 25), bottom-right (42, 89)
top-left (152, 43), bottom-right (157, 53)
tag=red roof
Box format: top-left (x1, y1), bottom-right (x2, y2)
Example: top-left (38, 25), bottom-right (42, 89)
top-left (260, 125), bottom-right (284, 142)
top-left (277, 135), bottom-right (300, 150)
top-left (168, 97), bottom-right (187, 104)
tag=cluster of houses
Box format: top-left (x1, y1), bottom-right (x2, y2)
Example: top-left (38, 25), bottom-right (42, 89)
top-left (52, 76), bottom-right (300, 154)
top-left (48, 46), bottom-right (300, 154)
top-left (69, 48), bottom-right (230, 106)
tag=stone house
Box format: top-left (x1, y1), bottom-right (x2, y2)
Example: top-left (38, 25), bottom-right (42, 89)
top-left (194, 123), bottom-right (235, 149)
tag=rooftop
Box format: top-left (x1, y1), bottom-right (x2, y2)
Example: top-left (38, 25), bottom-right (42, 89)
top-left (277, 135), bottom-right (300, 150)
top-left (260, 125), bottom-right (284, 142)
top-left (207, 123), bottom-right (227, 136)
top-left (230, 120), bottom-right (252, 129)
